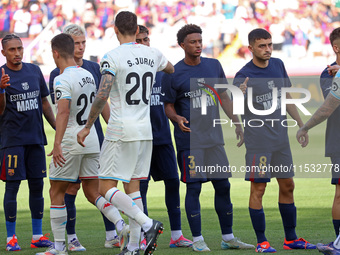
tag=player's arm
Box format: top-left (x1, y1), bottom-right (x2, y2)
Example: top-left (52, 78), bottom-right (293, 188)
top-left (49, 99), bottom-right (70, 167)
top-left (164, 102), bottom-right (190, 132)
top-left (286, 92), bottom-right (304, 128)
top-left (297, 92), bottom-right (340, 147)
top-left (77, 73), bottom-right (114, 146)
top-left (303, 93), bottom-right (340, 130)
top-left (162, 61), bottom-right (175, 74)
top-left (0, 68), bottom-right (11, 115)
top-left (101, 102), bottom-right (110, 124)
top-left (219, 91), bottom-right (244, 147)
top-left (42, 96), bottom-right (56, 130)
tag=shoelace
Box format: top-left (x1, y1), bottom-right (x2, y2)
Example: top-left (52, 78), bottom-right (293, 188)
top-left (8, 235), bottom-right (18, 246)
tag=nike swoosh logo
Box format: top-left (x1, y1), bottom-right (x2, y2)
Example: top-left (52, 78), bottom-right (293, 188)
top-left (9, 216), bottom-right (15, 219)
top-left (160, 92), bottom-right (165, 96)
top-left (42, 170), bottom-right (46, 173)
top-left (191, 213), bottom-right (199, 218)
top-left (69, 217), bottom-right (76, 221)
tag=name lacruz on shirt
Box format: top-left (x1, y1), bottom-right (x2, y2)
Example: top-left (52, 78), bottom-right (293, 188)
top-left (10, 90), bottom-right (40, 112)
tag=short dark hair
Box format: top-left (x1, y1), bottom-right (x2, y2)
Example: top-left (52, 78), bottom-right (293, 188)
top-left (330, 27), bottom-right (340, 46)
top-left (1, 33), bottom-right (21, 49)
top-left (248, 28), bottom-right (271, 45)
top-left (115, 11), bottom-right (137, 36)
top-left (177, 24), bottom-right (202, 46)
top-left (138, 25), bottom-right (149, 35)
top-left (51, 33), bottom-right (74, 59)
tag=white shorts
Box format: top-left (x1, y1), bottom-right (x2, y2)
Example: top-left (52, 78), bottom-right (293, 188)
top-left (49, 152), bottom-right (99, 182)
top-left (99, 140), bottom-right (152, 183)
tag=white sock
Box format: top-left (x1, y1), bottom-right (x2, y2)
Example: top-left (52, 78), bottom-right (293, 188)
top-left (106, 230), bottom-right (117, 240)
top-left (127, 192), bottom-right (143, 248)
top-left (334, 235), bottom-right (340, 249)
top-left (116, 219), bottom-right (125, 233)
top-left (141, 218), bottom-right (153, 232)
top-left (105, 187), bottom-right (150, 226)
top-left (222, 233), bottom-right (234, 242)
top-left (96, 196), bottom-right (123, 227)
top-left (55, 241), bottom-right (65, 251)
top-left (7, 235), bottom-right (17, 243)
top-left (171, 230), bottom-right (183, 241)
top-left (193, 235), bottom-right (204, 243)
top-left (67, 234), bottom-right (77, 244)
top-left (50, 205), bottom-right (67, 244)
top-left (32, 234), bottom-right (42, 241)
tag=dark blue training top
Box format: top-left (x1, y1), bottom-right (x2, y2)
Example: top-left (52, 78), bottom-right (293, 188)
top-left (150, 72), bottom-right (172, 145)
top-left (49, 59), bottom-right (105, 146)
top-left (233, 57), bottom-right (291, 151)
top-left (320, 61), bottom-right (340, 157)
top-left (0, 63), bottom-right (49, 148)
top-left (162, 57), bottom-right (226, 151)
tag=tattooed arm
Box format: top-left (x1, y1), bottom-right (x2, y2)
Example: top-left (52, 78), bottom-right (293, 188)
top-left (296, 93), bottom-right (340, 147)
top-left (77, 73), bottom-right (114, 147)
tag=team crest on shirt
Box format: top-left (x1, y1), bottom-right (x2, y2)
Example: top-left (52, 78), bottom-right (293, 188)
top-left (332, 81), bottom-right (339, 93)
top-left (55, 89), bottom-right (62, 101)
top-left (189, 169), bottom-right (196, 177)
top-left (197, 78), bottom-right (206, 87)
top-left (21, 82), bottom-right (29, 90)
top-left (8, 169), bottom-right (14, 176)
top-left (101, 61), bottom-right (110, 69)
top-left (267, 80), bottom-right (275, 89)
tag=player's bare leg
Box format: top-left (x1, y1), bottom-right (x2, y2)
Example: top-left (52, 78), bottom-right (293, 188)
top-left (249, 182), bottom-right (266, 209)
top-left (276, 178), bottom-right (294, 204)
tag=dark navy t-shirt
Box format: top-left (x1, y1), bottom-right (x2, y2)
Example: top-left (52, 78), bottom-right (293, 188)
top-left (162, 57), bottom-right (226, 151)
top-left (233, 58), bottom-right (291, 151)
top-left (320, 62), bottom-right (340, 157)
top-left (150, 72), bottom-right (172, 145)
top-left (49, 59), bottom-right (104, 146)
top-left (0, 63), bottom-right (49, 148)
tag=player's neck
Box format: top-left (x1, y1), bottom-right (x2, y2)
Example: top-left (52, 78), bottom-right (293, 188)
top-left (336, 55), bottom-right (340, 66)
top-left (74, 57), bottom-right (83, 67)
top-left (118, 35), bottom-right (136, 45)
top-left (6, 62), bottom-right (22, 71)
top-left (252, 57), bottom-right (269, 68)
top-left (184, 55), bottom-right (201, 66)
top-left (58, 58), bottom-right (77, 74)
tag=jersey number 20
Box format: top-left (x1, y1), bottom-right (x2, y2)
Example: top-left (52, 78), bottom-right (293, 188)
top-left (126, 72), bottom-right (154, 105)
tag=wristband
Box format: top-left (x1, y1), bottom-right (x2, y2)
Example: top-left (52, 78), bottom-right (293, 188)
top-left (0, 88), bottom-right (5, 94)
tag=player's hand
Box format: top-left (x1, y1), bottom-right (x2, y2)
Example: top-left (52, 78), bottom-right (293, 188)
top-left (327, 65), bottom-right (340, 76)
top-left (235, 125), bottom-right (244, 147)
top-left (296, 127), bottom-right (309, 147)
top-left (240, 77), bottom-right (249, 94)
top-left (48, 144), bottom-right (66, 167)
top-left (177, 116), bottom-right (191, 133)
top-left (77, 127), bottom-right (90, 147)
top-left (1, 68), bottom-right (11, 89)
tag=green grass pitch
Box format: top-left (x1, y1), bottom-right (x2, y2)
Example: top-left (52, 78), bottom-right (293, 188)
top-left (0, 108), bottom-right (336, 254)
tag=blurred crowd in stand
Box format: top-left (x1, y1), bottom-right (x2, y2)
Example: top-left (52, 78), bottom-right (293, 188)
top-left (0, 0), bottom-right (339, 64)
